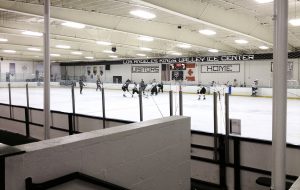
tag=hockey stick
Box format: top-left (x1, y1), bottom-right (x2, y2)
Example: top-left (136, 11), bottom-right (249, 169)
top-left (150, 96), bottom-right (164, 117)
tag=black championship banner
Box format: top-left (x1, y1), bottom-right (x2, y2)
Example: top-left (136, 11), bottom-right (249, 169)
top-left (172, 71), bottom-right (184, 80)
top-left (201, 64), bottom-right (240, 73)
top-left (132, 66), bottom-right (159, 73)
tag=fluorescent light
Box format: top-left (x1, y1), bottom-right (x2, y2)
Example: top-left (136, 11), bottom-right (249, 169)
top-left (27, 47), bottom-right (41, 51)
top-left (138, 36), bottom-right (154, 42)
top-left (235, 39), bottom-right (248, 44)
top-left (255, 0), bottom-right (273, 3)
top-left (109, 55), bottom-right (118, 58)
top-left (208, 49), bottom-right (219, 53)
top-left (171, 52), bottom-right (182, 56)
top-left (199, 29), bottom-right (216, 36)
top-left (50, 54), bottom-right (60, 57)
top-left (85, 56), bottom-right (94, 59)
top-left (103, 50), bottom-right (114, 54)
top-left (289, 18), bottom-right (300, 26)
top-left (22, 31), bottom-right (43, 37)
top-left (96, 41), bottom-right (112, 46)
top-left (71, 51), bottom-right (82, 55)
top-left (61, 21), bottom-right (85, 29)
top-left (56, 45), bottom-right (71, 49)
top-left (140, 47), bottom-right (152, 51)
top-left (130, 10), bottom-right (156, 19)
top-left (0, 38), bottom-right (8, 42)
top-left (259, 45), bottom-right (269, 50)
top-left (177, 43), bottom-right (192, 49)
top-left (3, 50), bottom-right (16, 53)
top-left (136, 53), bottom-right (146, 57)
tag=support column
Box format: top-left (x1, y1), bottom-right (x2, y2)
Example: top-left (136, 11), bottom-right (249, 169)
top-left (213, 92), bottom-right (218, 160)
top-left (139, 88), bottom-right (143, 121)
top-left (169, 90), bottom-right (173, 116)
top-left (102, 88), bottom-right (106, 128)
top-left (43, 0), bottom-right (50, 140)
top-left (272, 0), bottom-right (288, 189)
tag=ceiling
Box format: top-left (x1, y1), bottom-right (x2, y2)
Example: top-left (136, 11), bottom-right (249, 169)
top-left (0, 0), bottom-right (299, 62)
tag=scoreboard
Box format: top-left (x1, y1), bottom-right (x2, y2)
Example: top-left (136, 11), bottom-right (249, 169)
top-left (169, 63), bottom-right (186, 70)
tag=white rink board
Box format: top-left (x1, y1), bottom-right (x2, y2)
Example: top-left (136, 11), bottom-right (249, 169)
top-left (0, 86), bottom-right (300, 144)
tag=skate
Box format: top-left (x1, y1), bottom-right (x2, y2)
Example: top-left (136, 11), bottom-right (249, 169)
top-left (123, 94), bottom-right (126, 97)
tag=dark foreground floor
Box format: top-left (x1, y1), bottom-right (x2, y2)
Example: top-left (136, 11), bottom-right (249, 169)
top-left (191, 179), bottom-right (222, 190)
top-left (0, 130), bottom-right (39, 146)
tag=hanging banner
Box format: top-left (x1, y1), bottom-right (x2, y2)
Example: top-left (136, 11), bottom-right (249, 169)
top-left (201, 64), bottom-right (240, 73)
top-left (132, 66), bottom-right (159, 73)
top-left (123, 55), bottom-right (255, 64)
top-left (185, 63), bottom-right (196, 81)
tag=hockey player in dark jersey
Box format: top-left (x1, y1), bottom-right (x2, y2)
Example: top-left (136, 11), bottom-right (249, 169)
top-left (151, 79), bottom-right (158, 95)
top-left (122, 81), bottom-right (130, 97)
top-left (79, 79), bottom-right (86, 94)
top-left (139, 79), bottom-right (146, 95)
top-left (96, 79), bottom-right (102, 91)
top-left (157, 82), bottom-right (164, 93)
top-left (132, 82), bottom-right (139, 97)
top-left (197, 85), bottom-right (206, 100)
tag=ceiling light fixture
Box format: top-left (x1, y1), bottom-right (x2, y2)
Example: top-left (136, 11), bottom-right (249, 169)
top-left (140, 47), bottom-right (152, 51)
top-left (71, 51), bottom-right (83, 55)
top-left (235, 39), bottom-right (249, 44)
top-left (208, 49), bottom-right (219, 53)
top-left (171, 52), bottom-right (182, 56)
top-left (50, 54), bottom-right (60, 57)
top-left (3, 50), bottom-right (16, 53)
top-left (137, 36), bottom-right (154, 42)
top-left (27, 47), bottom-right (41, 51)
top-left (0, 38), bottom-right (8, 42)
top-left (259, 45), bottom-right (269, 50)
top-left (61, 21), bottom-right (85, 29)
top-left (130, 10), bottom-right (156, 19)
top-left (177, 44), bottom-right (192, 49)
top-left (109, 55), bottom-right (118, 58)
top-left (22, 31), bottom-right (43, 37)
top-left (289, 18), bottom-right (300, 26)
top-left (56, 45), bottom-right (71, 49)
top-left (96, 41), bottom-right (112, 46)
top-left (136, 53), bottom-right (146, 57)
top-left (103, 50), bottom-right (114, 54)
top-left (85, 56), bottom-right (94, 59)
top-left (255, 0), bottom-right (273, 3)
top-left (289, 0), bottom-right (300, 26)
top-left (199, 29), bottom-right (216, 36)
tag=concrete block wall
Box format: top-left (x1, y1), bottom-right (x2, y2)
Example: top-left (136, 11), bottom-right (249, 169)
top-left (4, 116), bottom-right (191, 190)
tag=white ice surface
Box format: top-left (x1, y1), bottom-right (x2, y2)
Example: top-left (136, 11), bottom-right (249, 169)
top-left (0, 87), bottom-right (300, 144)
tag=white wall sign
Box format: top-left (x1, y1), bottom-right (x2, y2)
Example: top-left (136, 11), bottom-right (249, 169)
top-left (201, 64), bottom-right (240, 73)
top-left (132, 66), bottom-right (159, 73)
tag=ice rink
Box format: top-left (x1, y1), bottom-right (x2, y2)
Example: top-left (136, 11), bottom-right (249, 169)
top-left (0, 86), bottom-right (300, 144)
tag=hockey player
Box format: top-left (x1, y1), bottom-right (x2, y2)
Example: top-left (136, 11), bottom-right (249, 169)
top-left (96, 79), bottom-right (102, 91)
top-left (79, 79), bottom-right (86, 94)
top-left (132, 82), bottom-right (139, 97)
top-left (122, 80), bottom-right (130, 97)
top-left (251, 79), bottom-right (258, 96)
top-left (197, 85), bottom-right (206, 100)
top-left (157, 82), bottom-right (164, 93)
top-left (151, 79), bottom-right (158, 95)
top-left (139, 79), bottom-right (146, 95)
